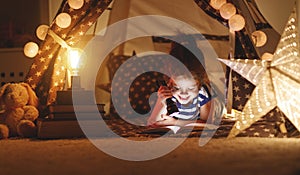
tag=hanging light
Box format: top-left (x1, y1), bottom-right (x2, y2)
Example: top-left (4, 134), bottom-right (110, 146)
top-left (23, 42), bottom-right (39, 58)
top-left (228, 14), bottom-right (245, 31)
top-left (55, 13), bottom-right (72, 29)
top-left (220, 3), bottom-right (236, 20)
top-left (210, 0), bottom-right (227, 10)
top-left (68, 0), bottom-right (84, 10)
top-left (36, 24), bottom-right (49, 40)
top-left (251, 30), bottom-right (268, 47)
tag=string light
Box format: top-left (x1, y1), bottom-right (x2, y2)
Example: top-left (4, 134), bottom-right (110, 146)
top-left (210, 0), bottom-right (226, 10)
top-left (36, 25), bottom-right (49, 40)
top-left (68, 0), bottom-right (84, 9)
top-left (24, 42), bottom-right (39, 58)
top-left (228, 14), bottom-right (245, 31)
top-left (251, 30), bottom-right (267, 47)
top-left (219, 3), bottom-right (236, 19)
top-left (55, 13), bottom-right (72, 28)
top-left (261, 53), bottom-right (274, 61)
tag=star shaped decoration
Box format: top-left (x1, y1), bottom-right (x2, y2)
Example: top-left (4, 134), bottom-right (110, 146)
top-left (219, 5), bottom-right (300, 138)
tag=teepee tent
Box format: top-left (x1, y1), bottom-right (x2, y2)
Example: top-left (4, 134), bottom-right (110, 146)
top-left (24, 0), bottom-right (299, 137)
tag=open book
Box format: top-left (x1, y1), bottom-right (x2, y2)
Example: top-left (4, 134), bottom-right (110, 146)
top-left (142, 122), bottom-right (219, 134)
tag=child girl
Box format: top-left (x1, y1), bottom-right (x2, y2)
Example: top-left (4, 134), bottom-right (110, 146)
top-left (147, 71), bottom-right (212, 127)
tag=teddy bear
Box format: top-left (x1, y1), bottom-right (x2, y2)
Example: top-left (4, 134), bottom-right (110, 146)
top-left (0, 82), bottom-right (39, 139)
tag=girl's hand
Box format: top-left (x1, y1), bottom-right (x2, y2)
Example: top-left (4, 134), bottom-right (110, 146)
top-left (153, 114), bottom-right (178, 126)
top-left (157, 86), bottom-right (173, 104)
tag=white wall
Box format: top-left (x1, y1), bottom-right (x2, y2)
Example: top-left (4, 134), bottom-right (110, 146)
top-left (48, 0), bottom-right (63, 23)
top-left (0, 48), bottom-right (34, 85)
top-left (256, 0), bottom-right (296, 34)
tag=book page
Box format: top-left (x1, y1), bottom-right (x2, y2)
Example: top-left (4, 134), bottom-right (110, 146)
top-left (165, 125), bottom-right (181, 134)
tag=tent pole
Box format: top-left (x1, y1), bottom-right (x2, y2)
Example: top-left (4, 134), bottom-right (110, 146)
top-left (226, 30), bottom-right (235, 114)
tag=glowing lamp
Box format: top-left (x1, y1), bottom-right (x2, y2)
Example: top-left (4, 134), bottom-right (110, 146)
top-left (36, 24), bottom-right (49, 40)
top-left (229, 14), bottom-right (245, 31)
top-left (55, 48), bottom-right (90, 105)
top-left (68, 0), bottom-right (84, 9)
top-left (68, 49), bottom-right (81, 76)
top-left (24, 42), bottom-right (39, 58)
top-left (68, 48), bottom-right (84, 89)
top-left (210, 0), bottom-right (226, 10)
top-left (55, 13), bottom-right (72, 29)
top-left (220, 3), bottom-right (236, 20)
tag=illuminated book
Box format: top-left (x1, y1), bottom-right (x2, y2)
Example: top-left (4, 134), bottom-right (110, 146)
top-left (142, 122), bottom-right (219, 134)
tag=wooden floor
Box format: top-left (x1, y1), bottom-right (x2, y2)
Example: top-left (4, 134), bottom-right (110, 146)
top-left (0, 137), bottom-right (300, 175)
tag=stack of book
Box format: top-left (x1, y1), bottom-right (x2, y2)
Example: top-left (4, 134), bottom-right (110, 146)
top-left (47, 104), bottom-right (105, 120)
top-left (37, 90), bottom-right (106, 139)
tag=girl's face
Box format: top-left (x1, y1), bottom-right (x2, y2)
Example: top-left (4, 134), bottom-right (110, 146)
top-left (171, 76), bottom-right (199, 105)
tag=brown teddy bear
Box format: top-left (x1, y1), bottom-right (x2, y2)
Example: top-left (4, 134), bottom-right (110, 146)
top-left (0, 82), bottom-right (39, 139)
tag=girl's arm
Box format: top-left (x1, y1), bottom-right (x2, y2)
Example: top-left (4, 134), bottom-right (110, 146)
top-left (147, 98), bottom-right (167, 125)
top-left (199, 84), bottom-right (214, 123)
top-left (199, 100), bottom-right (212, 121)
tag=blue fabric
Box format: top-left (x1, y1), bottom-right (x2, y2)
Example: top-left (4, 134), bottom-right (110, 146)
top-left (171, 86), bottom-right (211, 120)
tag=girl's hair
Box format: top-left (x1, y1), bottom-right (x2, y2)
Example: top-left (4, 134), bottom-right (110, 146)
top-left (167, 70), bottom-right (210, 90)
top-left (167, 38), bottom-right (210, 88)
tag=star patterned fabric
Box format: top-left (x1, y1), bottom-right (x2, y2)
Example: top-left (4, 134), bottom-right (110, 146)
top-left (24, 0), bottom-right (112, 112)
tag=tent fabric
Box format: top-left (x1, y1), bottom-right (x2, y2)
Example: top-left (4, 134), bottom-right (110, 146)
top-left (196, 0), bottom-right (297, 136)
top-left (23, 0), bottom-right (299, 137)
top-left (95, 0), bottom-right (277, 112)
top-left (25, 0), bottom-right (113, 114)
top-left (105, 0), bottom-right (230, 57)
top-left (95, 0), bottom-right (300, 137)
top-left (94, 0), bottom-right (230, 113)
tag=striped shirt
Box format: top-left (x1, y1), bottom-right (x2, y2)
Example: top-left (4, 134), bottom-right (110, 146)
top-left (170, 86), bottom-right (211, 120)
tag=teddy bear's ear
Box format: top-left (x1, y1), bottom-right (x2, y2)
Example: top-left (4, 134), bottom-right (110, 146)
top-left (20, 83), bottom-right (39, 107)
top-left (0, 83), bottom-right (11, 106)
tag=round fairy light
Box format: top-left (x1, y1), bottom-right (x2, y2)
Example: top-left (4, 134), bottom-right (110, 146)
top-left (36, 24), bottom-right (49, 40)
top-left (228, 14), bottom-right (245, 31)
top-left (261, 52), bottom-right (273, 61)
top-left (68, 0), bottom-right (84, 9)
top-left (55, 13), bottom-right (72, 28)
top-left (210, 0), bottom-right (227, 10)
top-left (251, 30), bottom-right (267, 47)
top-left (220, 3), bottom-right (236, 20)
top-left (24, 42), bottom-right (39, 58)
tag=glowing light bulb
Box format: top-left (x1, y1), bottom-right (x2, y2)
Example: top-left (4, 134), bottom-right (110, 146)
top-left (210, 0), bottom-right (226, 10)
top-left (36, 24), bottom-right (49, 40)
top-left (55, 13), bottom-right (72, 28)
top-left (68, 49), bottom-right (81, 76)
top-left (229, 14), bottom-right (245, 31)
top-left (67, 48), bottom-right (85, 90)
top-left (251, 30), bottom-right (267, 47)
top-left (68, 0), bottom-right (84, 9)
top-left (261, 52), bottom-right (273, 61)
top-left (24, 42), bottom-right (39, 58)
top-left (220, 3), bottom-right (236, 20)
